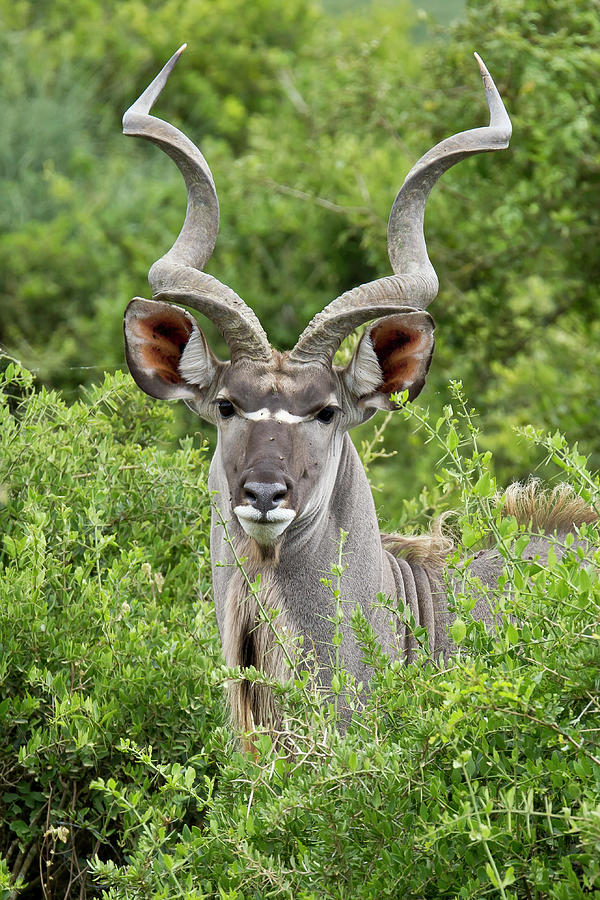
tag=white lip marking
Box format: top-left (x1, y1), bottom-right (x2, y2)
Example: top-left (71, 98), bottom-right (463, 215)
top-left (234, 505), bottom-right (296, 544)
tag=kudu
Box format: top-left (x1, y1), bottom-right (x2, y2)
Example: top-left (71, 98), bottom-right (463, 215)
top-left (123, 47), bottom-right (593, 734)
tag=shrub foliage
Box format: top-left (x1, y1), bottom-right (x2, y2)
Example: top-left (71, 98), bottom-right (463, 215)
top-left (0, 365), bottom-right (598, 898)
top-left (0, 363), bottom-right (222, 897)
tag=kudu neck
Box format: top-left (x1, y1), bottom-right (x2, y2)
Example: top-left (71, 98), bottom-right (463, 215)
top-left (284, 433), bottom-right (383, 562)
top-left (276, 435), bottom-right (397, 649)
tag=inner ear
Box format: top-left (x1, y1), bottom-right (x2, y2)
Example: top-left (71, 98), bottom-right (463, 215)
top-left (347, 312), bottom-right (435, 410)
top-left (370, 313), bottom-right (435, 400)
top-left (124, 297), bottom-right (217, 401)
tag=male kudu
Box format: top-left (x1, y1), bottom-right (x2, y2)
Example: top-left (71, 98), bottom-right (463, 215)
top-left (123, 47), bottom-right (592, 734)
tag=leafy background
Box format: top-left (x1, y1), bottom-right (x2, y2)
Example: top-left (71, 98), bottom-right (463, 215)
top-left (0, 0), bottom-right (599, 897)
top-left (2, 0), bottom-right (599, 520)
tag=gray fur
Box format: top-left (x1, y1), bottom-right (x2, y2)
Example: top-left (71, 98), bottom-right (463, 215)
top-left (209, 434), bottom-right (590, 735)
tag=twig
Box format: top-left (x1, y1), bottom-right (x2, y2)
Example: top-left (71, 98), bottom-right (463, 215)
top-left (262, 177), bottom-right (377, 219)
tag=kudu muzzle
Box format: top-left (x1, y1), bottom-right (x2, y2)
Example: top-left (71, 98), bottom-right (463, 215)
top-left (234, 421), bottom-right (297, 544)
top-left (243, 482), bottom-right (289, 516)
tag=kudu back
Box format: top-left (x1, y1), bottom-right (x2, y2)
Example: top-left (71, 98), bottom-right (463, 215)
top-left (123, 47), bottom-right (593, 735)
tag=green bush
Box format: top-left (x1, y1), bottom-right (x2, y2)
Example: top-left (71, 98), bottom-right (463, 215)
top-left (1, 366), bottom-right (598, 898)
top-left (0, 362), bottom-right (223, 897)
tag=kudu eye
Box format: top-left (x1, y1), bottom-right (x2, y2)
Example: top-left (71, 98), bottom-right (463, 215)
top-left (315, 406), bottom-right (336, 424)
top-left (217, 399), bottom-right (235, 419)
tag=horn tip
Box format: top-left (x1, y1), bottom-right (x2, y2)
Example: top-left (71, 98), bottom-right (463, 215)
top-left (473, 50), bottom-right (512, 142)
top-left (473, 51), bottom-right (489, 80)
top-left (123, 44), bottom-right (188, 127)
top-left (163, 43), bottom-right (187, 77)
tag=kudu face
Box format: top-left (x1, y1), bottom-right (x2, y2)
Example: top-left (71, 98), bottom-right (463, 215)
top-left (122, 45), bottom-right (510, 549)
top-left (125, 297), bottom-right (435, 546)
top-left (202, 357), bottom-right (345, 545)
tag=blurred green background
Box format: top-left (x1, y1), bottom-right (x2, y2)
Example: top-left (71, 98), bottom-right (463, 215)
top-left (1, 0), bottom-right (598, 524)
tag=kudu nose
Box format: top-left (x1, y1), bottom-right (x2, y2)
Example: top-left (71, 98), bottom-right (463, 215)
top-left (243, 481), bottom-right (288, 516)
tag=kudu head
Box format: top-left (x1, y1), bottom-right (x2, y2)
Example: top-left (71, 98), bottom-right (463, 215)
top-left (123, 46), bottom-right (511, 547)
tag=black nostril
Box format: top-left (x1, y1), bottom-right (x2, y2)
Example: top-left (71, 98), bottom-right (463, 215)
top-left (243, 481), bottom-right (288, 515)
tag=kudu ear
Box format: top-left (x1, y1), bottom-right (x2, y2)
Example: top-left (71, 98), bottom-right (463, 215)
top-left (344, 312), bottom-right (435, 411)
top-left (124, 298), bottom-right (219, 401)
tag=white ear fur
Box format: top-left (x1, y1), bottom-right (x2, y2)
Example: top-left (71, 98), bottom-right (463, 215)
top-left (343, 333), bottom-right (383, 398)
top-left (179, 327), bottom-right (216, 388)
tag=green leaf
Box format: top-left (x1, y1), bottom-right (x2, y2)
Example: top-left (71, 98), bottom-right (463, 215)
top-left (473, 471), bottom-right (495, 498)
top-left (462, 522), bottom-right (482, 549)
top-left (447, 427), bottom-right (459, 452)
top-left (450, 619), bottom-right (467, 644)
top-left (485, 862), bottom-right (499, 888)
